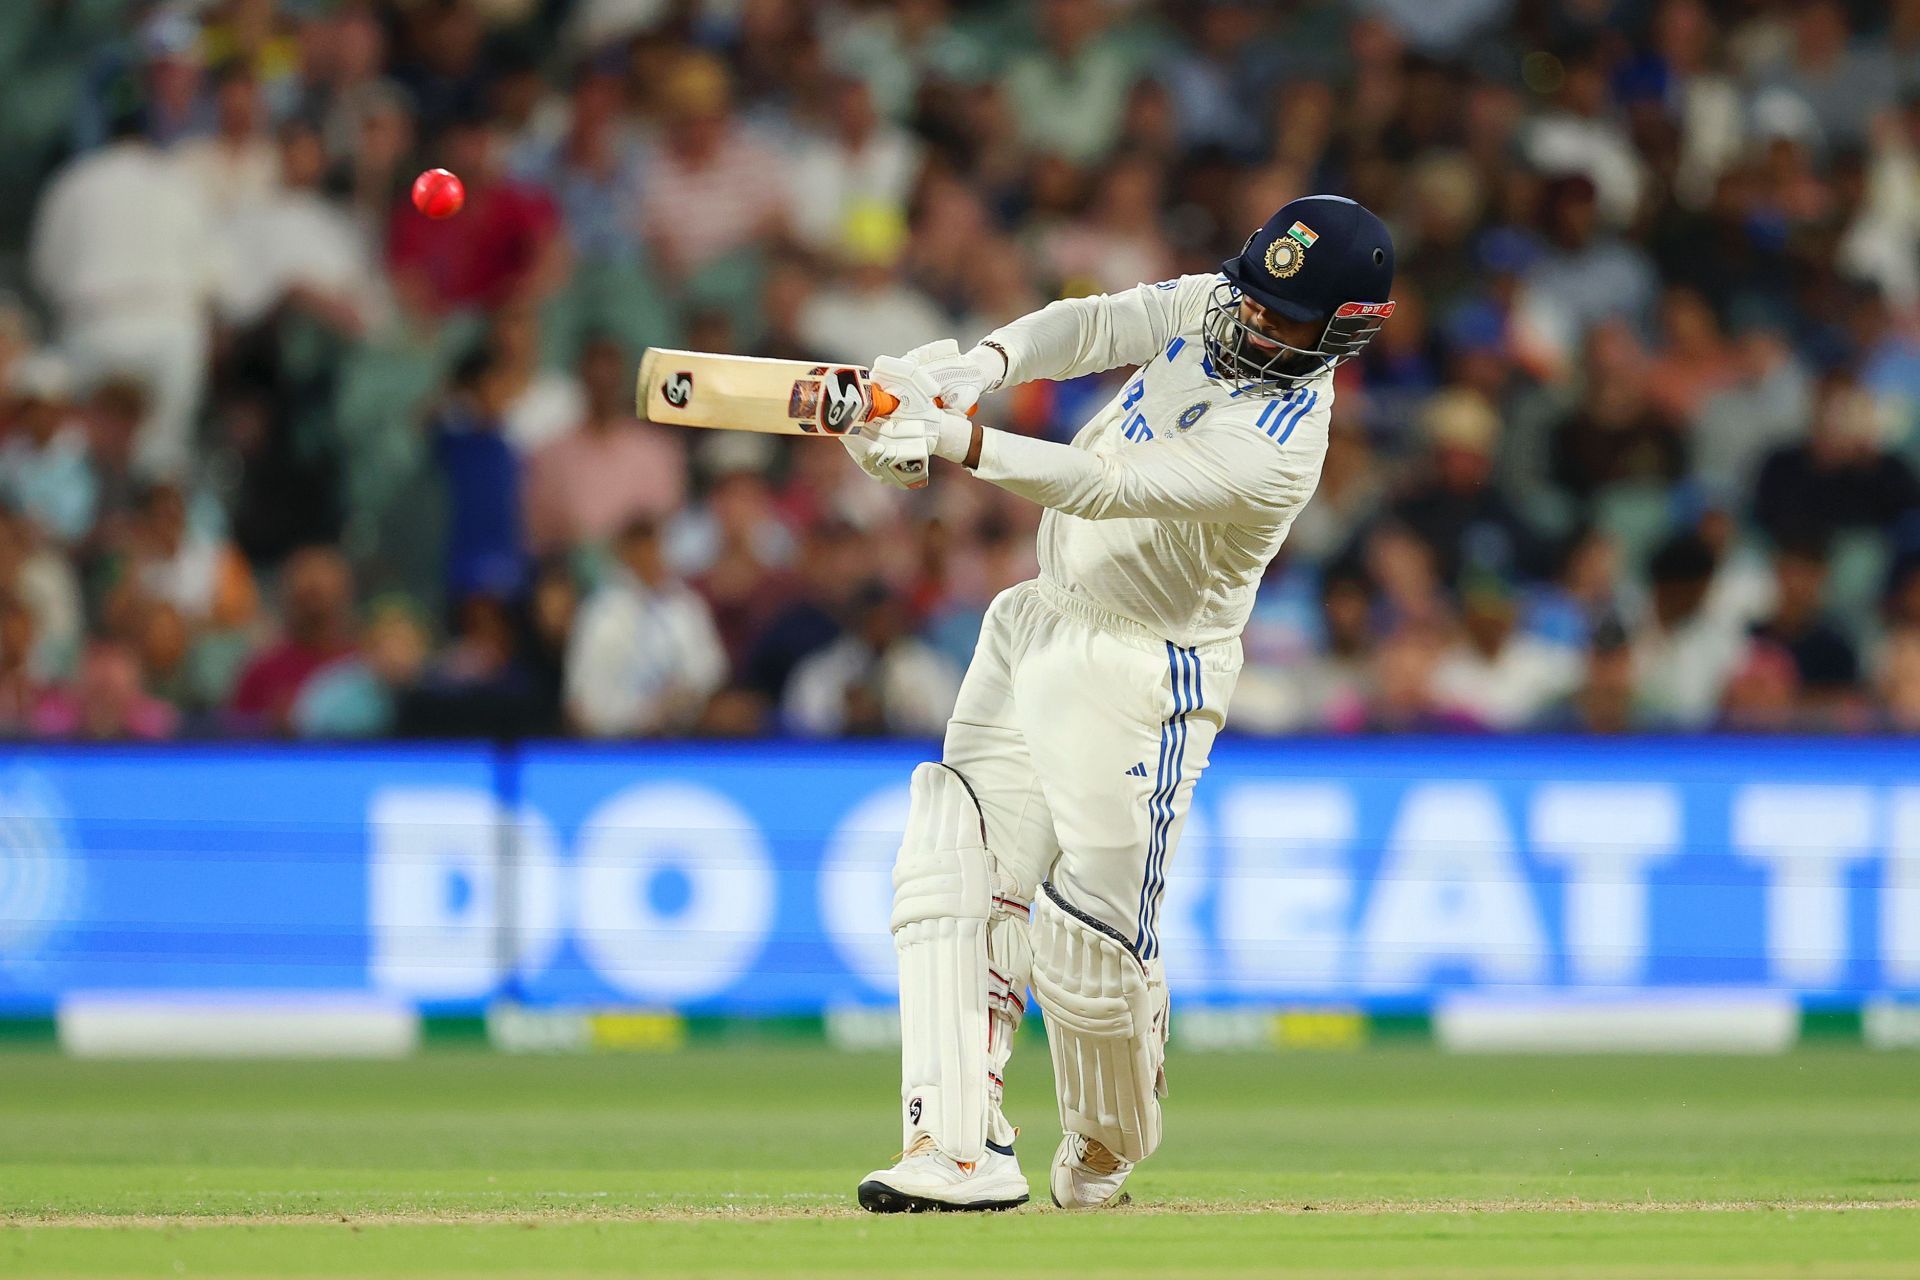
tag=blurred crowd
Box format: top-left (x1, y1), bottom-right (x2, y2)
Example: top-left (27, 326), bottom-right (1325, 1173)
top-left (0, 0), bottom-right (1918, 740)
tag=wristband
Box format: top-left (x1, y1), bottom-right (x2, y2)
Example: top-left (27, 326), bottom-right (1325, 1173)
top-left (977, 341), bottom-right (1011, 393)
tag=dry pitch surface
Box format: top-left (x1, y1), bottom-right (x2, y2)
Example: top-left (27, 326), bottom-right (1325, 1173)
top-left (3, 1044), bottom-right (1917, 1277)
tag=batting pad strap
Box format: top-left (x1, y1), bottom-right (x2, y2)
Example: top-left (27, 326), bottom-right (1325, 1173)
top-left (1030, 881), bottom-right (1167, 1164)
top-left (893, 762), bottom-right (996, 1162)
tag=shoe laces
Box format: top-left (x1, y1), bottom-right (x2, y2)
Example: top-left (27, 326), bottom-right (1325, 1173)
top-left (1077, 1136), bottom-right (1126, 1175)
top-left (896, 1133), bottom-right (940, 1162)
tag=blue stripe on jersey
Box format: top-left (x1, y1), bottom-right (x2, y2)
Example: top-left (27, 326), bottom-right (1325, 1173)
top-left (1256, 401), bottom-right (1280, 431)
top-left (1166, 336), bottom-right (1185, 361)
top-left (1268, 389), bottom-right (1318, 443)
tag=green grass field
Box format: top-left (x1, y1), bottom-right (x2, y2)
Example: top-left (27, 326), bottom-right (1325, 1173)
top-left (3, 1043), bottom-right (1918, 1277)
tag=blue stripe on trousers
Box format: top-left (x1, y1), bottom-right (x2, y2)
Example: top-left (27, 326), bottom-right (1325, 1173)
top-left (1136, 643), bottom-right (1200, 959)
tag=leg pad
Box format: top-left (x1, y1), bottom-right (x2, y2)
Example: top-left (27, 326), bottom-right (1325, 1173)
top-left (1030, 880), bottom-right (1168, 1163)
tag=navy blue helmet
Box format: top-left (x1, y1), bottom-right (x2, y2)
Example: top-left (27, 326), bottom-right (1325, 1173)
top-left (1202, 194), bottom-right (1396, 396)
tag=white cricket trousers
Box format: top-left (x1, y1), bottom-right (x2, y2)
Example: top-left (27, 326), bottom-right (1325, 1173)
top-left (943, 579), bottom-right (1239, 963)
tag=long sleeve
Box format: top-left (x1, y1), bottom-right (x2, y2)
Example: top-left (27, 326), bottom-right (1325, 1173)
top-left (971, 392), bottom-right (1325, 525)
top-left (983, 274), bottom-right (1217, 385)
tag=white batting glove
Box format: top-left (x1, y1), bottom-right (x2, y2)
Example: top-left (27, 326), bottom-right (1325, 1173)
top-left (838, 358), bottom-right (935, 488)
top-left (864, 355), bottom-right (973, 489)
top-left (839, 430), bottom-right (916, 489)
top-left (896, 338), bottom-right (1005, 414)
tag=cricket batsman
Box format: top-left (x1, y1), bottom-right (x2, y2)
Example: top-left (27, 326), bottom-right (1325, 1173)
top-left (842, 196), bottom-right (1395, 1212)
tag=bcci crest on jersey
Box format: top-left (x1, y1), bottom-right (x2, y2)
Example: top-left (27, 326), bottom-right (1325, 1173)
top-left (1176, 402), bottom-right (1210, 431)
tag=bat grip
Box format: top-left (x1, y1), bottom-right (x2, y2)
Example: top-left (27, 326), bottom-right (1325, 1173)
top-left (866, 386), bottom-right (978, 421)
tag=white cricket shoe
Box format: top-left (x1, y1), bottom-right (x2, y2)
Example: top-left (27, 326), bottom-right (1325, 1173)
top-left (857, 1133), bottom-right (1029, 1213)
top-left (1049, 1132), bottom-right (1133, 1209)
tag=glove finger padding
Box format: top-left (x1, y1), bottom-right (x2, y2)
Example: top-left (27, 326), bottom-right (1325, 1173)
top-left (900, 338), bottom-right (962, 365)
top-left (869, 356), bottom-right (943, 415)
top-left (840, 428), bottom-right (917, 490)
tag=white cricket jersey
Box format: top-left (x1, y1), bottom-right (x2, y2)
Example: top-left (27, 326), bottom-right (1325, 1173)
top-left (970, 273), bottom-right (1333, 649)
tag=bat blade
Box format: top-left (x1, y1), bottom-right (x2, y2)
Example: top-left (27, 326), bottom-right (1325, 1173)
top-left (637, 348), bottom-right (879, 436)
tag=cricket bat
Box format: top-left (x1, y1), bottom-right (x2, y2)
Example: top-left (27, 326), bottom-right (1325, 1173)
top-left (637, 348), bottom-right (971, 436)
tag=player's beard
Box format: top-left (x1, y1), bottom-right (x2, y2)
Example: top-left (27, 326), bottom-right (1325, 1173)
top-left (1201, 285), bottom-right (1330, 395)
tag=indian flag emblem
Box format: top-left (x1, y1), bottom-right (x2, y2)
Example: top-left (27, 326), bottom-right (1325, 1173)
top-left (1286, 221), bottom-right (1319, 248)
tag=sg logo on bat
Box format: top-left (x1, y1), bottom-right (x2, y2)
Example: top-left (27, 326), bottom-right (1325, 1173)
top-left (819, 368), bottom-right (868, 435)
top-left (661, 372), bottom-right (694, 408)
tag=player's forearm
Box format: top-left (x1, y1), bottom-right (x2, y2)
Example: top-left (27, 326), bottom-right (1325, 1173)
top-left (967, 428), bottom-right (1210, 521)
top-left (964, 424), bottom-right (1298, 524)
top-left (982, 291), bottom-right (1158, 386)
top-left (967, 429), bottom-right (1115, 516)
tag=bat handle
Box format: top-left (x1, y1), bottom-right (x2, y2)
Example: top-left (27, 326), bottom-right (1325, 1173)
top-left (866, 385), bottom-right (978, 422)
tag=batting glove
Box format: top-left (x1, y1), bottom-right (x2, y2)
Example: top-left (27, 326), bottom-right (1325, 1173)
top-left (863, 355), bottom-right (973, 489)
top-left (896, 338), bottom-right (1005, 414)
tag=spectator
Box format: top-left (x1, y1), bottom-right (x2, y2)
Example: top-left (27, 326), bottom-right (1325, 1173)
top-left (1359, 622), bottom-right (1482, 733)
top-left (1878, 625), bottom-right (1920, 733)
top-left (430, 350), bottom-right (528, 601)
top-left (0, 594), bottom-right (44, 735)
top-left (291, 598), bottom-right (429, 739)
top-left (1536, 616), bottom-right (1643, 734)
top-left (1035, 155), bottom-right (1177, 296)
top-left (1519, 174), bottom-right (1659, 369)
top-left (636, 53), bottom-right (790, 279)
top-left (1002, 0), bottom-right (1135, 164)
top-left (510, 68), bottom-right (645, 264)
top-left (0, 510), bottom-right (83, 685)
top-left (29, 106), bottom-right (218, 477)
top-left (1241, 567), bottom-right (1377, 734)
top-left (785, 581), bottom-right (960, 737)
top-left (1749, 534), bottom-right (1861, 709)
top-left (1643, 286), bottom-right (1738, 425)
top-left (32, 640), bottom-right (178, 741)
top-left (787, 75), bottom-right (920, 256)
top-left (1752, 374), bottom-right (1920, 547)
top-left (525, 338), bottom-right (687, 557)
top-left (744, 518), bottom-right (873, 704)
top-left (566, 518), bottom-right (724, 737)
top-left (1631, 530), bottom-right (1749, 729)
top-left (1523, 527), bottom-right (1633, 649)
top-left (1432, 576), bottom-right (1583, 730)
top-left (386, 111), bottom-right (566, 314)
top-left (127, 482), bottom-right (256, 627)
top-left (1550, 320), bottom-right (1686, 498)
top-left (217, 117), bottom-right (385, 334)
top-left (1521, 47), bottom-right (1647, 228)
top-left (1716, 639), bottom-right (1803, 733)
top-left (1762, 1), bottom-right (1897, 148)
top-left (486, 303), bottom-right (583, 455)
top-left (1, 354), bottom-right (98, 547)
top-left (174, 61), bottom-right (279, 220)
top-left (1690, 325), bottom-right (1811, 505)
top-left (228, 545), bottom-right (357, 734)
top-left (796, 206), bottom-right (952, 366)
top-left (1389, 388), bottom-right (1545, 588)
top-left (403, 593), bottom-right (553, 738)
